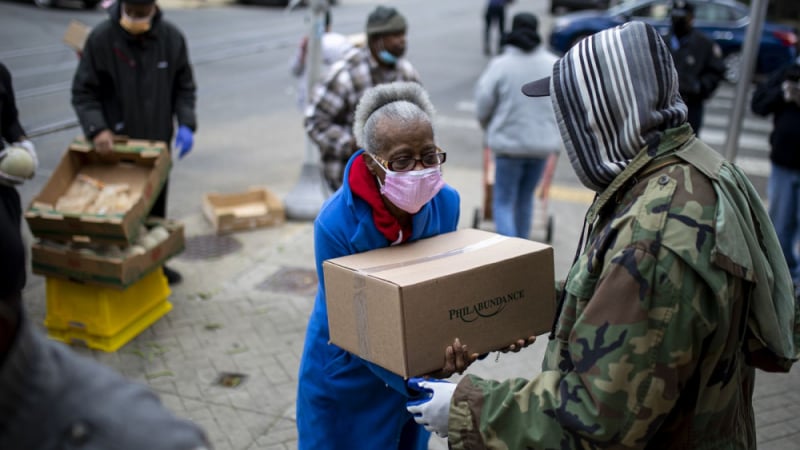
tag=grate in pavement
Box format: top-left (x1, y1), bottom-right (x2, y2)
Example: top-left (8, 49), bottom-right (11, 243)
top-left (255, 266), bottom-right (318, 294)
top-left (178, 233), bottom-right (243, 260)
top-left (213, 372), bottom-right (248, 388)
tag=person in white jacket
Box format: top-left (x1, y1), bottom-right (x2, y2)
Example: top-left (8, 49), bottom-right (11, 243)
top-left (474, 12), bottom-right (560, 239)
top-left (290, 10), bottom-right (353, 110)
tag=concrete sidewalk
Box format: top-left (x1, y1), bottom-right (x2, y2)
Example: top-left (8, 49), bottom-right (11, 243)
top-left (21, 163), bottom-right (800, 450)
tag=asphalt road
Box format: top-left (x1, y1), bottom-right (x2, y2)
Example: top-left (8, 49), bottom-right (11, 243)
top-left (0, 0), bottom-right (772, 223)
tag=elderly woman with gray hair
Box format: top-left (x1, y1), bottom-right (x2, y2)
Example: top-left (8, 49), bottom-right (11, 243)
top-left (295, 81), bottom-right (465, 449)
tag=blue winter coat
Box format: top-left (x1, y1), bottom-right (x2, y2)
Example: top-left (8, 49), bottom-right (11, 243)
top-left (296, 150), bottom-right (461, 449)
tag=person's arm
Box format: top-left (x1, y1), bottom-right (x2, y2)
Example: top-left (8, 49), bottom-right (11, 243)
top-left (474, 63), bottom-right (498, 130)
top-left (698, 42), bottom-right (725, 100)
top-left (173, 33), bottom-right (197, 133)
top-left (312, 217), bottom-right (416, 394)
top-left (304, 67), bottom-right (357, 160)
top-left (0, 64), bottom-right (26, 144)
top-left (448, 245), bottom-right (711, 449)
top-left (751, 66), bottom-right (787, 117)
top-left (70, 33), bottom-right (111, 141)
top-left (290, 36), bottom-right (308, 78)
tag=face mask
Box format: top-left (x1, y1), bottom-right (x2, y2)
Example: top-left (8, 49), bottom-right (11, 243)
top-left (370, 155), bottom-right (445, 214)
top-left (376, 39), bottom-right (399, 65)
top-left (120, 10), bottom-right (153, 35)
top-left (378, 50), bottom-right (398, 65)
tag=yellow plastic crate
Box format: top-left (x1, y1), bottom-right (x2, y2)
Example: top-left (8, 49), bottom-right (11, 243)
top-left (44, 269), bottom-right (170, 337)
top-left (47, 299), bottom-right (172, 352)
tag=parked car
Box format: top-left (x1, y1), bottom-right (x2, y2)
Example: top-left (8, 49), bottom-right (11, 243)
top-left (548, 0), bottom-right (798, 82)
top-left (239, 0), bottom-right (336, 6)
top-left (550, 0), bottom-right (612, 14)
top-left (33, 0), bottom-right (99, 8)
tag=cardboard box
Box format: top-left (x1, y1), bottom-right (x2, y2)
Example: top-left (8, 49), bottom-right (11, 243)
top-left (25, 138), bottom-right (171, 246)
top-left (202, 187), bottom-right (286, 234)
top-left (63, 20), bottom-right (91, 53)
top-left (324, 228), bottom-right (555, 378)
top-left (31, 219), bottom-right (184, 290)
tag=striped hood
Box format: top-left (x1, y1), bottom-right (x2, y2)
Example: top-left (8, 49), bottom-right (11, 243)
top-left (551, 21), bottom-right (688, 192)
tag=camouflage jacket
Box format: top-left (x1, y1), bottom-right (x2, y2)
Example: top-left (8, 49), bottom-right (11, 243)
top-left (449, 125), bottom-right (799, 449)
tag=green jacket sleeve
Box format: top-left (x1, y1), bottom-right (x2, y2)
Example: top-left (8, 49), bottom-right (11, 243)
top-left (449, 243), bottom-right (712, 449)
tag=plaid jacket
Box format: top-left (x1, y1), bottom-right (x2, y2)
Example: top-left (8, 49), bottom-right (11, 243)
top-left (304, 46), bottom-right (420, 188)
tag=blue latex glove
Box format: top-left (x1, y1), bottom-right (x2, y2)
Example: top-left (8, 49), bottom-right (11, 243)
top-left (406, 377), bottom-right (456, 438)
top-left (174, 125), bottom-right (194, 159)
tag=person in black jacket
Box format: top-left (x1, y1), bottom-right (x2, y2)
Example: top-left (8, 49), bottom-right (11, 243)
top-left (71, 0), bottom-right (197, 284)
top-left (751, 48), bottom-right (800, 298)
top-left (0, 61), bottom-right (38, 355)
top-left (666, 0), bottom-right (725, 134)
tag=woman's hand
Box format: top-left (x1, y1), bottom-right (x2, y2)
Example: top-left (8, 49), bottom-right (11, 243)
top-left (426, 338), bottom-right (478, 379)
top-left (501, 336), bottom-right (536, 353)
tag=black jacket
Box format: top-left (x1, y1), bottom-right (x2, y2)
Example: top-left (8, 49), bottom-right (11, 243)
top-left (0, 63), bottom-right (25, 151)
top-left (667, 30), bottom-right (726, 105)
top-left (71, 3), bottom-right (197, 143)
top-left (751, 62), bottom-right (800, 171)
top-left (0, 64), bottom-right (26, 299)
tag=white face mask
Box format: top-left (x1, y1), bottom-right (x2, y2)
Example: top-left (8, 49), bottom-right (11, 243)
top-left (120, 9), bottom-right (154, 35)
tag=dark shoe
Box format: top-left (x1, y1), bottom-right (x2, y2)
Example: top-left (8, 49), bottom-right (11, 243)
top-left (163, 266), bottom-right (182, 285)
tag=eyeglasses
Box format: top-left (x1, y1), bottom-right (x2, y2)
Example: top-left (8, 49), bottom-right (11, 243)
top-left (373, 150), bottom-right (447, 172)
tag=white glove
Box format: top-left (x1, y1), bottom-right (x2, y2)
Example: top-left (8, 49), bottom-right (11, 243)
top-left (782, 80), bottom-right (800, 106)
top-left (406, 377), bottom-right (456, 438)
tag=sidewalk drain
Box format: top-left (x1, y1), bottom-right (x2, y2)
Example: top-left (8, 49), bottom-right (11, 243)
top-left (255, 267), bottom-right (317, 294)
top-left (214, 372), bottom-right (248, 388)
top-left (179, 234), bottom-right (243, 260)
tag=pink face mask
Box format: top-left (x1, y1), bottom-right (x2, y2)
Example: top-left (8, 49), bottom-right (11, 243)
top-left (371, 155), bottom-right (445, 214)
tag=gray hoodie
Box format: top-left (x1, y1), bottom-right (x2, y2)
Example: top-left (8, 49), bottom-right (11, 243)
top-left (475, 46), bottom-right (561, 158)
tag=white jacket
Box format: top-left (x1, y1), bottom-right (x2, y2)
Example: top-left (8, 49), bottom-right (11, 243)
top-left (475, 45), bottom-right (561, 158)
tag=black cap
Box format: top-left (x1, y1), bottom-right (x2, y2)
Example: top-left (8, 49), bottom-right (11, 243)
top-left (521, 76), bottom-right (551, 97)
top-left (672, 0), bottom-right (694, 16)
top-left (123, 0), bottom-right (156, 4)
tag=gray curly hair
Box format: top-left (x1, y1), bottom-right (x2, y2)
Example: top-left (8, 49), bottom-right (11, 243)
top-left (353, 81), bottom-right (436, 154)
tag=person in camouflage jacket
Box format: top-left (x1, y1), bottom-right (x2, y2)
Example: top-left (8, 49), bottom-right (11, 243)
top-left (407, 22), bottom-right (800, 449)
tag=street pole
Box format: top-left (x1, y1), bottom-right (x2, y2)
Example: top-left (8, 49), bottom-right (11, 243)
top-left (283, 0), bottom-right (331, 221)
top-left (723, 0), bottom-right (768, 162)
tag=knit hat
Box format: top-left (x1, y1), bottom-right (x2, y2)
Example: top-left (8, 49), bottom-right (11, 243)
top-left (502, 12), bottom-right (541, 52)
top-left (365, 6), bottom-right (407, 37)
top-left (122, 0), bottom-right (156, 4)
top-left (522, 22), bottom-right (688, 192)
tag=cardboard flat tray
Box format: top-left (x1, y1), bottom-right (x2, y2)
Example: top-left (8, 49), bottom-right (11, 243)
top-left (32, 219), bottom-right (184, 290)
top-left (203, 186), bottom-right (285, 234)
top-left (25, 138), bottom-right (171, 245)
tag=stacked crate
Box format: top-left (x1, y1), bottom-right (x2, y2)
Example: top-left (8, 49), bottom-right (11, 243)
top-left (25, 138), bottom-right (182, 352)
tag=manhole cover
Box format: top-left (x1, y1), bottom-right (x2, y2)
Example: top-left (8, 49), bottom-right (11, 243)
top-left (213, 372), bottom-right (248, 388)
top-left (179, 234), bottom-right (243, 260)
top-left (256, 267), bottom-right (317, 294)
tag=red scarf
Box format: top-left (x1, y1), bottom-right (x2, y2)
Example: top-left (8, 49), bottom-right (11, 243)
top-left (349, 154), bottom-right (411, 245)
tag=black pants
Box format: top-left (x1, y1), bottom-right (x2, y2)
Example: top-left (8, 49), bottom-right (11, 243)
top-left (686, 99), bottom-right (705, 135)
top-left (0, 185), bottom-right (24, 359)
top-left (149, 177), bottom-right (169, 219)
top-left (484, 4), bottom-right (506, 55)
top-left (0, 185), bottom-right (25, 299)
